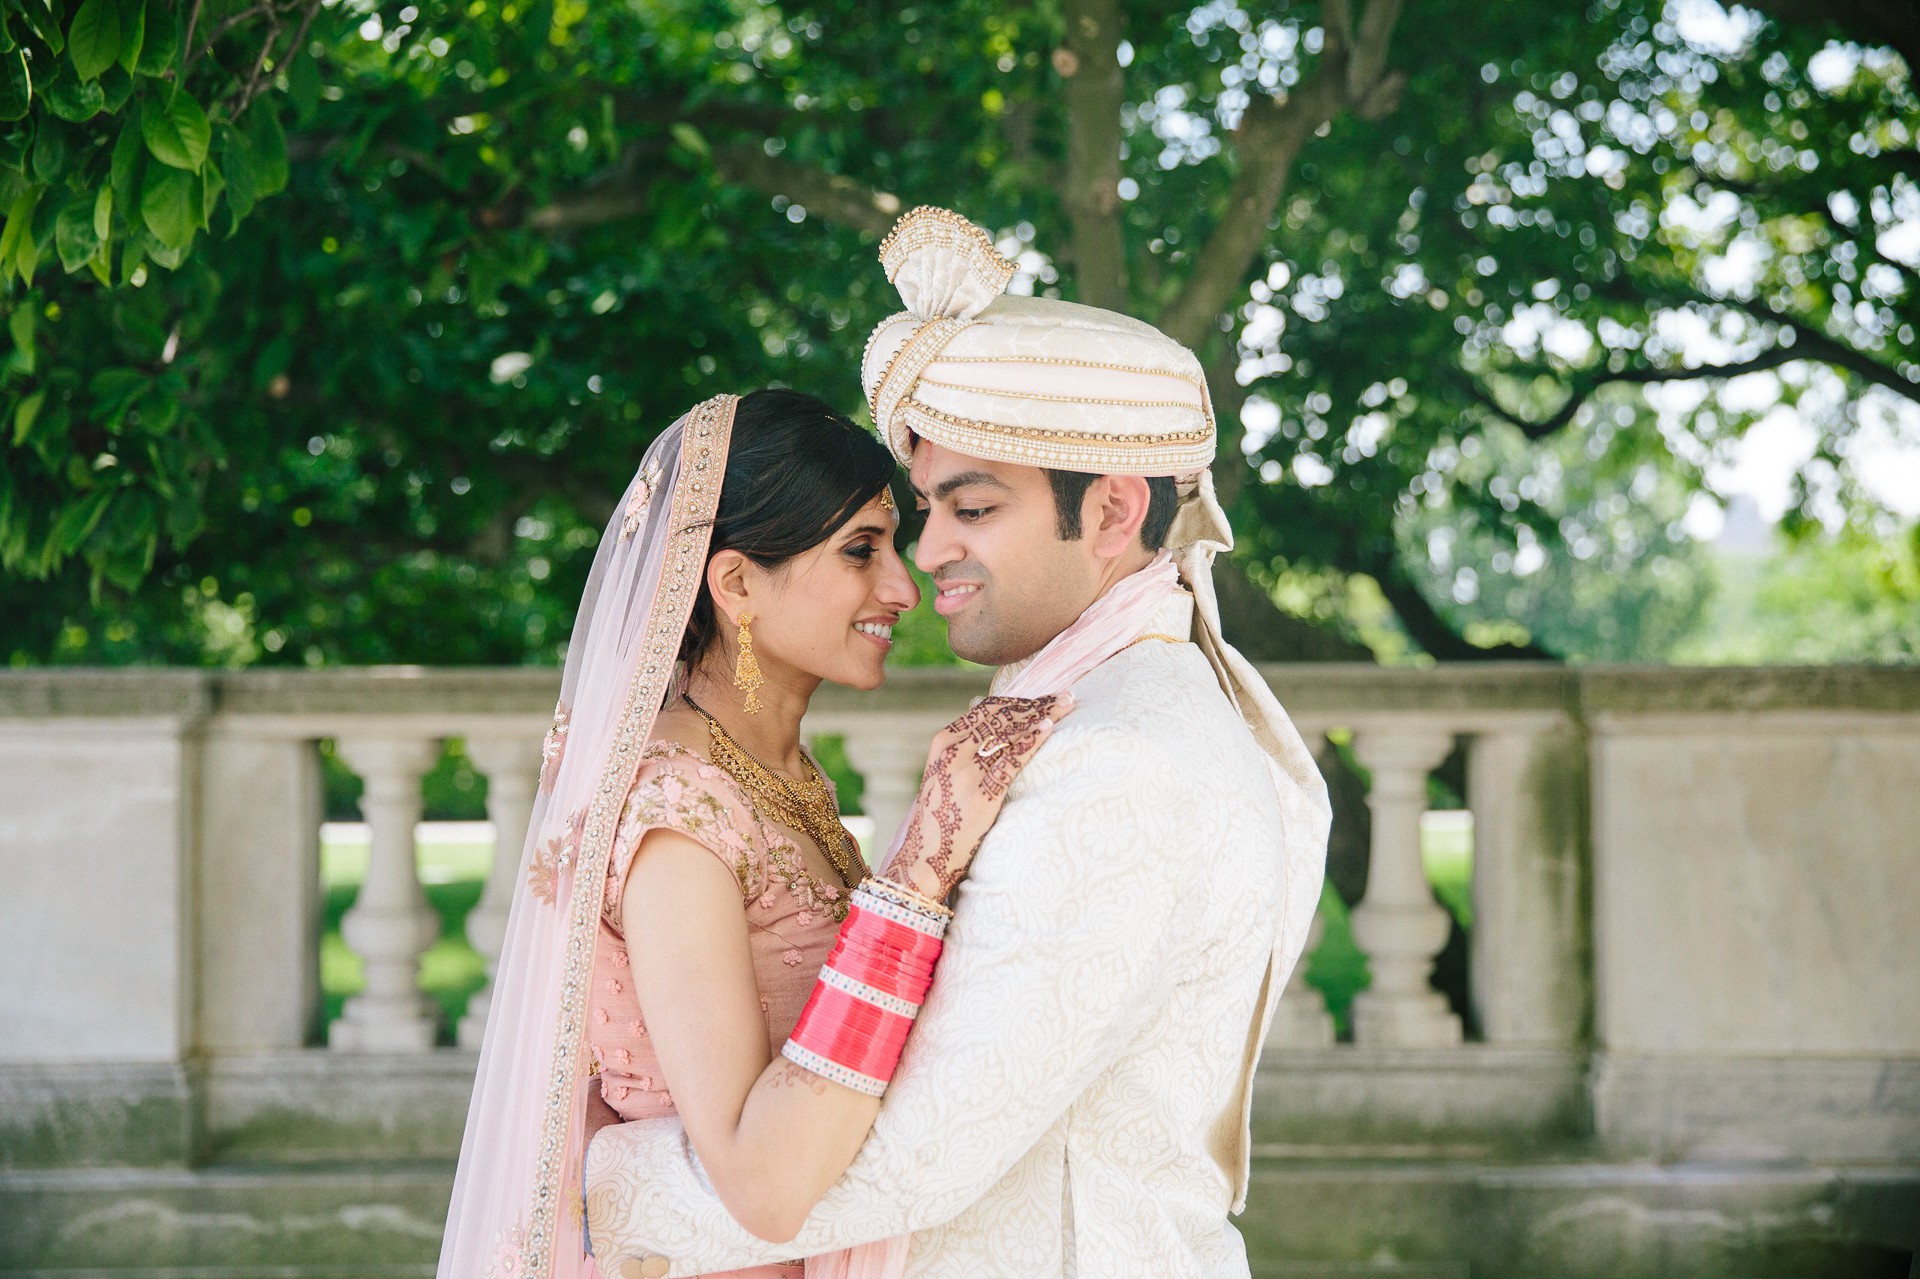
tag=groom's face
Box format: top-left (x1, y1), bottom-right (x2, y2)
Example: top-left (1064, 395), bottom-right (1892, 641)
top-left (909, 441), bottom-right (1105, 666)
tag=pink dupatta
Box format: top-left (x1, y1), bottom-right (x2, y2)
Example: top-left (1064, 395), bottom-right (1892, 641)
top-left (438, 396), bottom-right (738, 1279)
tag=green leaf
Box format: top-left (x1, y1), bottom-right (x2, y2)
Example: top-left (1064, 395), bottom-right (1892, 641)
top-left (244, 105), bottom-right (287, 195)
top-left (97, 61), bottom-right (131, 111)
top-left (12, 389), bottom-right (45, 445)
top-left (164, 487), bottom-right (201, 546)
top-left (218, 125), bottom-right (256, 223)
top-left (93, 182), bottom-right (110, 240)
top-left (287, 47), bottom-right (319, 121)
top-left (51, 488), bottom-right (113, 555)
top-left (669, 123), bottom-right (709, 158)
top-left (115, 0), bottom-right (143, 73)
top-left (139, 162), bottom-right (193, 249)
top-left (0, 49), bottom-right (31, 122)
top-left (133, 389), bottom-right (178, 434)
top-left (67, 0), bottom-right (121, 82)
top-left (144, 236), bottom-right (184, 269)
top-left (132, 0), bottom-right (176, 75)
top-left (15, 227), bottom-right (37, 284)
top-left (110, 115), bottom-right (142, 201)
top-left (86, 241), bottom-right (109, 283)
top-left (19, 0), bottom-right (64, 55)
top-left (55, 198), bottom-right (98, 272)
top-left (0, 184), bottom-right (39, 283)
top-left (89, 367), bottom-right (146, 419)
top-left (141, 89), bottom-right (209, 171)
top-left (197, 155), bottom-right (221, 230)
top-left (43, 69), bottom-right (104, 121)
top-left (30, 121), bottom-right (66, 183)
top-left (8, 300), bottom-right (36, 369)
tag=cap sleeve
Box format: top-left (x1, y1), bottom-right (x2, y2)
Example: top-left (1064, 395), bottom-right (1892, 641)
top-left (603, 743), bottom-right (768, 932)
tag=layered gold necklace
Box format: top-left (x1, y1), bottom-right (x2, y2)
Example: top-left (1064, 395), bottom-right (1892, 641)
top-left (685, 696), bottom-right (864, 889)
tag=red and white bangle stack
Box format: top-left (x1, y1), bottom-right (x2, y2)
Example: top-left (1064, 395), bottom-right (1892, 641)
top-left (781, 878), bottom-right (953, 1096)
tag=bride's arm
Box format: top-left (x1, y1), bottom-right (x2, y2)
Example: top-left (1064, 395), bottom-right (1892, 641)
top-left (624, 692), bottom-right (1069, 1244)
top-left (620, 831), bottom-right (878, 1244)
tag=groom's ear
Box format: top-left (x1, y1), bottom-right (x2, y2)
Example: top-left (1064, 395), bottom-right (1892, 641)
top-left (1086, 475), bottom-right (1152, 560)
top-left (706, 549), bottom-right (755, 623)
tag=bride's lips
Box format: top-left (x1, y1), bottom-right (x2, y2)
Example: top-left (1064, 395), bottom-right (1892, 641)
top-left (853, 617), bottom-right (896, 650)
top-left (933, 583), bottom-right (981, 618)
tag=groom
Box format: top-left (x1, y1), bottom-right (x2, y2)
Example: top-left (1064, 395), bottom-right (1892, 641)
top-left (585, 208), bottom-right (1330, 1278)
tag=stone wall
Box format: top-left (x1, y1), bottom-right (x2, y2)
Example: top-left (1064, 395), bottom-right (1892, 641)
top-left (1, 665), bottom-right (1915, 1276)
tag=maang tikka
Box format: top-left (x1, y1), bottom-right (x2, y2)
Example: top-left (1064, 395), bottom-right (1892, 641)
top-left (734, 611), bottom-right (765, 714)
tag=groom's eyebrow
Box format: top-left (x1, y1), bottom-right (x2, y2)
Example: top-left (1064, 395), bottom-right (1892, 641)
top-left (929, 471), bottom-right (1013, 501)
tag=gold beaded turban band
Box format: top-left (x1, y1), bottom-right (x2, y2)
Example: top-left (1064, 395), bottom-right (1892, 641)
top-left (860, 207), bottom-right (1218, 479)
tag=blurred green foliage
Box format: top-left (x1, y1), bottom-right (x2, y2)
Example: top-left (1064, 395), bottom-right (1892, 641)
top-left (1, 0), bottom-right (1916, 666)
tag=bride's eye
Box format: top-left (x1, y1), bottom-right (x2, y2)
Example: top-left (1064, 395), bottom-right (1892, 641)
top-left (844, 542), bottom-right (878, 562)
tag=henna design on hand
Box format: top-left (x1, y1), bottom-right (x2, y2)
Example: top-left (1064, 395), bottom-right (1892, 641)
top-left (888, 695), bottom-right (1063, 899)
top-left (768, 1058), bottom-right (828, 1095)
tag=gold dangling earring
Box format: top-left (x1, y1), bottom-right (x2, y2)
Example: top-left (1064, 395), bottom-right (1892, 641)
top-left (733, 612), bottom-right (765, 714)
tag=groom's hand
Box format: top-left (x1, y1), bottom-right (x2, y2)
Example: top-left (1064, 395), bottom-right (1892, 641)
top-left (885, 693), bottom-right (1074, 902)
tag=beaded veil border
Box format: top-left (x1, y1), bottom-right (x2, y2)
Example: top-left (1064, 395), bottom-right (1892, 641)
top-left (436, 394), bottom-right (738, 1279)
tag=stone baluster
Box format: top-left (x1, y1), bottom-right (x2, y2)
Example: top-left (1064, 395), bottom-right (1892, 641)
top-left (1266, 909), bottom-right (1335, 1048)
top-left (458, 734), bottom-right (546, 1049)
top-left (837, 725), bottom-right (928, 866)
top-left (1348, 729), bottom-right (1462, 1047)
top-left (329, 735), bottom-right (441, 1053)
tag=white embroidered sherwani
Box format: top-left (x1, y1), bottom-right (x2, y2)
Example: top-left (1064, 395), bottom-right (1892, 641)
top-left (585, 593), bottom-right (1324, 1278)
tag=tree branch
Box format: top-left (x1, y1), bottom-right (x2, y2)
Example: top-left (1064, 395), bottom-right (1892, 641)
top-left (711, 143), bottom-right (903, 236)
top-left (1372, 561), bottom-right (1559, 661)
top-left (1156, 0), bottom-right (1405, 347)
top-left (1466, 346), bottom-right (1803, 438)
top-left (1727, 295), bottom-right (1920, 404)
top-left (1058, 0), bottom-right (1128, 309)
top-left (1624, 277), bottom-right (1920, 406)
top-left (523, 143), bottom-right (904, 237)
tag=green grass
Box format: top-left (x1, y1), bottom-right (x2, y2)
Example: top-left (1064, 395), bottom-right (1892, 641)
top-left (318, 818), bottom-right (1476, 1042)
top-left (320, 836), bottom-right (493, 1041)
top-left (1290, 816), bottom-right (1473, 1036)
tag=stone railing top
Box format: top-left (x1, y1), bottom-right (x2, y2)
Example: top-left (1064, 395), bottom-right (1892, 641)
top-left (3, 662), bottom-right (1917, 719)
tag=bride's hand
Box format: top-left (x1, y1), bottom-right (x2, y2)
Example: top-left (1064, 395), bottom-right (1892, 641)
top-left (883, 693), bottom-right (1075, 903)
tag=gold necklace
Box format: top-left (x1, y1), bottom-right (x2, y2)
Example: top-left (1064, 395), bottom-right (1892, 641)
top-left (684, 696), bottom-right (864, 888)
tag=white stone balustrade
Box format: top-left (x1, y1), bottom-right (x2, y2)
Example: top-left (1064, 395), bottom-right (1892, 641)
top-left (458, 735), bottom-right (545, 1048)
top-left (5, 663), bottom-right (1916, 1177)
top-left (1347, 729), bottom-right (1463, 1048)
top-left (329, 735), bottom-right (443, 1053)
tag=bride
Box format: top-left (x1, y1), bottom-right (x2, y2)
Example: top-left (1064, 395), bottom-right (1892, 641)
top-left (437, 388), bottom-right (1067, 1279)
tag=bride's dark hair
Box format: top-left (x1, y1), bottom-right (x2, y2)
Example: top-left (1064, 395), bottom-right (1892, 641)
top-left (679, 388), bottom-right (897, 665)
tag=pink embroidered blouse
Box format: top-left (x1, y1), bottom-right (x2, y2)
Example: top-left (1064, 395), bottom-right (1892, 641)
top-left (589, 738), bottom-right (849, 1279)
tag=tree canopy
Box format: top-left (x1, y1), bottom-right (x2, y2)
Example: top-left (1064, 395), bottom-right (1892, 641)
top-left (2, 0), bottom-right (1915, 666)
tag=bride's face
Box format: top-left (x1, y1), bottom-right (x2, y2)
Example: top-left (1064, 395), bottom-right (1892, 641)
top-left (748, 492), bottom-right (919, 692)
